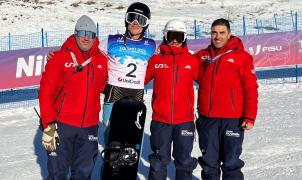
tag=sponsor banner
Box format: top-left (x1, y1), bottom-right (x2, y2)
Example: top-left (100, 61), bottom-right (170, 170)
top-left (188, 31), bottom-right (302, 67)
top-left (0, 31), bottom-right (302, 90)
top-left (0, 47), bottom-right (56, 90)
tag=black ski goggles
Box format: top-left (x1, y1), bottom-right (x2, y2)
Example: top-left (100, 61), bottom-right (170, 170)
top-left (75, 30), bottom-right (96, 39)
top-left (125, 12), bottom-right (150, 27)
top-left (165, 31), bottom-right (186, 43)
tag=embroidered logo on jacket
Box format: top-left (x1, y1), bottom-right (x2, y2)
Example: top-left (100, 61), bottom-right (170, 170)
top-left (65, 62), bottom-right (76, 68)
top-left (155, 64), bottom-right (169, 69)
top-left (184, 65), bottom-right (191, 69)
top-left (226, 58), bottom-right (235, 63)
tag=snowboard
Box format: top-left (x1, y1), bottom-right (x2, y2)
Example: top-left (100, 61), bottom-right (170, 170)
top-left (101, 96), bottom-right (147, 180)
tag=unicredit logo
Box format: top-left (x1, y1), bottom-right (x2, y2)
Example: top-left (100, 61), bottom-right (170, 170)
top-left (117, 77), bottom-right (140, 84)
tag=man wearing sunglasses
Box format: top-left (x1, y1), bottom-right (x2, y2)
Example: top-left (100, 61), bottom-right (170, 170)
top-left (145, 19), bottom-right (199, 180)
top-left (101, 2), bottom-right (156, 144)
top-left (38, 15), bottom-right (108, 179)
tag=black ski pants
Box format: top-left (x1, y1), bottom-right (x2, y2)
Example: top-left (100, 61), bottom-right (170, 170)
top-left (46, 122), bottom-right (98, 180)
top-left (196, 116), bottom-right (245, 180)
top-left (148, 121), bottom-right (197, 180)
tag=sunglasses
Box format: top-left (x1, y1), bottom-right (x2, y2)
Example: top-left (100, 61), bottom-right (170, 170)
top-left (75, 30), bottom-right (96, 39)
top-left (125, 12), bottom-right (150, 27)
top-left (165, 31), bottom-right (186, 43)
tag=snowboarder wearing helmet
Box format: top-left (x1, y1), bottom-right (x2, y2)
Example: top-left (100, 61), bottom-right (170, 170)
top-left (145, 19), bottom-right (199, 180)
top-left (101, 2), bottom-right (156, 145)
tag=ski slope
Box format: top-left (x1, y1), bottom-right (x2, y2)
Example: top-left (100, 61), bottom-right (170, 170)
top-left (1, 0), bottom-right (302, 35)
top-left (0, 83), bottom-right (301, 180)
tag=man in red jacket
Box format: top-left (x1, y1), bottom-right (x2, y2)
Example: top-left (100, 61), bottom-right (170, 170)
top-left (38, 15), bottom-right (108, 179)
top-left (145, 19), bottom-right (199, 180)
top-left (195, 18), bottom-right (258, 180)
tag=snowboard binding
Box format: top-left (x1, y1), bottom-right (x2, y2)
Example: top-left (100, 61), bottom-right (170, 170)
top-left (101, 141), bottom-right (138, 171)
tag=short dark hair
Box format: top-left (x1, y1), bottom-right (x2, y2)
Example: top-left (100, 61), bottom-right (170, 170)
top-left (211, 18), bottom-right (231, 32)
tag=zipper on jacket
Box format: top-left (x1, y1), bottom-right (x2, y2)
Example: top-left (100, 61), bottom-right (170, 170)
top-left (188, 93), bottom-right (193, 117)
top-left (215, 57), bottom-right (222, 74)
top-left (170, 55), bottom-right (176, 124)
top-left (176, 65), bottom-right (179, 83)
top-left (57, 93), bottom-right (66, 114)
top-left (208, 60), bottom-right (218, 117)
top-left (90, 64), bottom-right (94, 86)
top-left (81, 64), bottom-right (90, 127)
top-left (231, 87), bottom-right (235, 112)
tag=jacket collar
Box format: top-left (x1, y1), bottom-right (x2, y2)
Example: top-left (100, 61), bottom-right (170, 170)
top-left (207, 36), bottom-right (244, 57)
top-left (159, 44), bottom-right (189, 55)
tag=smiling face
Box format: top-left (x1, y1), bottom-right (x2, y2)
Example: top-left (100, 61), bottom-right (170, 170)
top-left (75, 35), bottom-right (95, 52)
top-left (211, 25), bottom-right (231, 49)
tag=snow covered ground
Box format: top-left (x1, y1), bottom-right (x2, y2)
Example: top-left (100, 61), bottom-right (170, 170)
top-left (1, 0), bottom-right (302, 179)
top-left (0, 82), bottom-right (302, 180)
top-left (1, 0), bottom-right (302, 35)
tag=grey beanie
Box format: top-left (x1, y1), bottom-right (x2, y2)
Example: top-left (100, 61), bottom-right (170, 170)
top-left (75, 15), bottom-right (97, 34)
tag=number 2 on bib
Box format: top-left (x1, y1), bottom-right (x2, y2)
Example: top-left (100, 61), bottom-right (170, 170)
top-left (126, 63), bottom-right (137, 78)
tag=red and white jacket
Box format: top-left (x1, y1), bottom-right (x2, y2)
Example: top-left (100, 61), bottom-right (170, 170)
top-left (145, 44), bottom-right (199, 124)
top-left (38, 35), bottom-right (108, 129)
top-left (195, 36), bottom-right (258, 125)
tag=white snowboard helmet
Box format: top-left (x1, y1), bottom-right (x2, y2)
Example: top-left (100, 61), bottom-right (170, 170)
top-left (164, 19), bottom-right (187, 43)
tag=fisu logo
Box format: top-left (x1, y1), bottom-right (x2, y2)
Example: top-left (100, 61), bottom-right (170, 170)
top-left (298, 40), bottom-right (302, 53)
top-left (298, 40), bottom-right (302, 48)
top-left (248, 45), bottom-right (262, 56)
top-left (249, 45), bottom-right (282, 56)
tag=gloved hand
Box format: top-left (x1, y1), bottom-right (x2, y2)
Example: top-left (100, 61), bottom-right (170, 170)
top-left (42, 123), bottom-right (59, 152)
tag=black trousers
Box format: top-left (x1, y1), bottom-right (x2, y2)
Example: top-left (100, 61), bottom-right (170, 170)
top-left (46, 122), bottom-right (98, 180)
top-left (148, 121), bottom-right (197, 180)
top-left (196, 116), bottom-right (245, 180)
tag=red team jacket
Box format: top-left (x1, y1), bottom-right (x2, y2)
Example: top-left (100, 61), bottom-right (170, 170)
top-left (195, 36), bottom-right (258, 124)
top-left (38, 35), bottom-right (108, 129)
top-left (145, 44), bottom-right (199, 124)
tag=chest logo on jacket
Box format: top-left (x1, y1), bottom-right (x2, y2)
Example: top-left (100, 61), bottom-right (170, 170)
top-left (184, 65), bottom-right (192, 69)
top-left (226, 58), bottom-right (235, 63)
top-left (65, 62), bottom-right (76, 68)
top-left (155, 64), bottom-right (169, 69)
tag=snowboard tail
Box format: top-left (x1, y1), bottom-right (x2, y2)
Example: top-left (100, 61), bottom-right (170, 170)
top-left (101, 96), bottom-right (146, 179)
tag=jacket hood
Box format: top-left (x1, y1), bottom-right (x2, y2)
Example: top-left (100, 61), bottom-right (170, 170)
top-left (159, 44), bottom-right (189, 55)
top-left (61, 35), bottom-right (100, 57)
